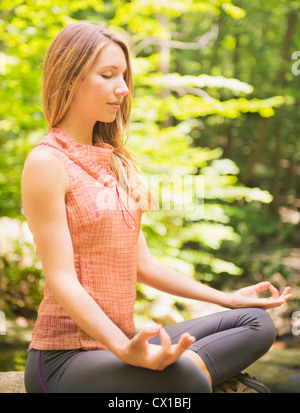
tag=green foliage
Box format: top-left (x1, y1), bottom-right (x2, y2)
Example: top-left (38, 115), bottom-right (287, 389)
top-left (0, 218), bottom-right (43, 317)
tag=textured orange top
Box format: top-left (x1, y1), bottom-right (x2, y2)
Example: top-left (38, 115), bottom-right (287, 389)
top-left (25, 128), bottom-right (143, 350)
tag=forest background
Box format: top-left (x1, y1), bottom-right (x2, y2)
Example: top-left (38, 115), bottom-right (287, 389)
top-left (0, 0), bottom-right (299, 369)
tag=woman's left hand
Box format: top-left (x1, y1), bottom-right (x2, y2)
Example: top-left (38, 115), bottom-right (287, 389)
top-left (227, 282), bottom-right (292, 310)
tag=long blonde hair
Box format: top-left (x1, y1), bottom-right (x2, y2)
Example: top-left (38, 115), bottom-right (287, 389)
top-left (43, 21), bottom-right (154, 211)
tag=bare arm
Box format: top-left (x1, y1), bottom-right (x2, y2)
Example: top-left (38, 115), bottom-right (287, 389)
top-left (136, 231), bottom-right (292, 309)
top-left (21, 149), bottom-right (194, 370)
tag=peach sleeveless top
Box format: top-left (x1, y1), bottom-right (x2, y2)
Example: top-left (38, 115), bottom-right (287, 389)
top-left (26, 128), bottom-right (143, 350)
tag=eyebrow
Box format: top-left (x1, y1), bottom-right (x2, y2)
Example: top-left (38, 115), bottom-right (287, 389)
top-left (98, 65), bottom-right (127, 73)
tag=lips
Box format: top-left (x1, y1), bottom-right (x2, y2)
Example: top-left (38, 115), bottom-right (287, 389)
top-left (108, 102), bottom-right (122, 110)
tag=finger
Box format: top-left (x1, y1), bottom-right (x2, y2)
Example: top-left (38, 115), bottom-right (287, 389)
top-left (264, 300), bottom-right (287, 309)
top-left (254, 281), bottom-right (271, 293)
top-left (279, 287), bottom-right (293, 302)
top-left (171, 333), bottom-right (196, 359)
top-left (269, 284), bottom-right (279, 299)
top-left (159, 328), bottom-right (172, 354)
top-left (132, 325), bottom-right (161, 348)
top-left (281, 286), bottom-right (291, 296)
top-left (154, 329), bottom-right (173, 369)
top-left (255, 299), bottom-right (281, 310)
top-left (177, 332), bottom-right (196, 347)
top-left (261, 293), bottom-right (292, 309)
top-left (158, 333), bottom-right (195, 370)
top-left (159, 329), bottom-right (193, 360)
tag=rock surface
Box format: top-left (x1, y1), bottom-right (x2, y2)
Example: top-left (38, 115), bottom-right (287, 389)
top-left (0, 371), bottom-right (25, 393)
top-left (244, 348), bottom-right (300, 393)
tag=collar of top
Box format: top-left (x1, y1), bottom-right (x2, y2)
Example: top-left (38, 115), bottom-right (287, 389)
top-left (48, 128), bottom-right (115, 173)
top-left (36, 128), bottom-right (117, 186)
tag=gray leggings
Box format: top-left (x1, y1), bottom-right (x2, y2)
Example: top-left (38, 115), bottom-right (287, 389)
top-left (24, 308), bottom-right (276, 393)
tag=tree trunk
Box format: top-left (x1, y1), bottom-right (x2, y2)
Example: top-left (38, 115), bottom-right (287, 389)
top-left (241, 7), bottom-right (298, 213)
top-left (158, 15), bottom-right (172, 129)
top-left (271, 8), bottom-right (298, 212)
top-left (242, 117), bottom-right (272, 184)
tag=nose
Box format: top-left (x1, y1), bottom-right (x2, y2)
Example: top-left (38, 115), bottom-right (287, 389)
top-left (115, 78), bottom-right (129, 97)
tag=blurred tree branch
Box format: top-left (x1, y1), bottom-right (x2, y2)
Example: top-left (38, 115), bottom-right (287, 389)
top-left (134, 23), bottom-right (219, 55)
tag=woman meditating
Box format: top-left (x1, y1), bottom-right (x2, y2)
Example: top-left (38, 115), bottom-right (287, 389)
top-left (22, 21), bottom-right (292, 393)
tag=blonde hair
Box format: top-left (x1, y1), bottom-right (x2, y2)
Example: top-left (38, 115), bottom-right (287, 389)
top-left (43, 21), bottom-right (154, 211)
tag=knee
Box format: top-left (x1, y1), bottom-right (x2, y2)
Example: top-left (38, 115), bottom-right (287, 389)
top-left (248, 308), bottom-right (276, 351)
top-left (169, 357), bottom-right (212, 393)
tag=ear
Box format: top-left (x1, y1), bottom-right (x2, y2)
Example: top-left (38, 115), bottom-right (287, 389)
top-left (68, 76), bottom-right (78, 92)
top-left (68, 80), bottom-right (73, 92)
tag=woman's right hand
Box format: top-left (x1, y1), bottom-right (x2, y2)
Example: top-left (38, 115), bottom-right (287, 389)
top-left (119, 325), bottom-right (196, 371)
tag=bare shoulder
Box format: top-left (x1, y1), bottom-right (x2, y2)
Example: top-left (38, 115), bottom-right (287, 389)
top-left (22, 147), bottom-right (68, 195)
top-left (21, 147), bottom-right (74, 271)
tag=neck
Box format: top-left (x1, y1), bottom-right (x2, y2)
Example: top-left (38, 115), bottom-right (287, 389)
top-left (56, 112), bottom-right (95, 146)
